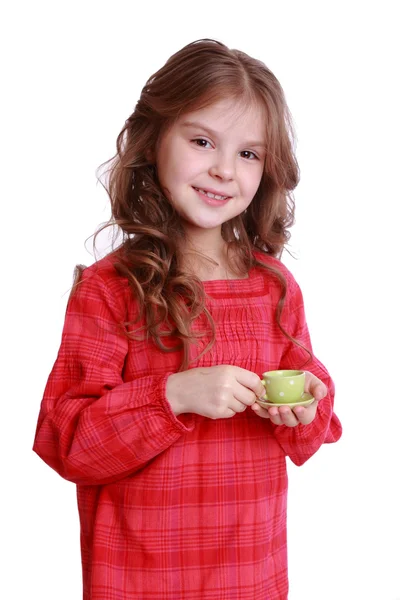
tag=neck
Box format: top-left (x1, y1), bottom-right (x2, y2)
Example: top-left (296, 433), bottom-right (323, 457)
top-left (177, 237), bottom-right (247, 282)
top-left (177, 226), bottom-right (224, 268)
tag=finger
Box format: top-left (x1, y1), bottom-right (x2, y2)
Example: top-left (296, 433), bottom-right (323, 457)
top-left (234, 385), bottom-right (258, 406)
top-left (292, 406), bottom-right (305, 421)
top-left (269, 412), bottom-right (284, 426)
top-left (265, 405), bottom-right (299, 427)
top-left (277, 406), bottom-right (299, 427)
top-left (266, 404), bottom-right (280, 419)
top-left (234, 368), bottom-right (266, 398)
top-left (230, 400), bottom-right (248, 414)
top-left (214, 408), bottom-right (236, 420)
top-left (264, 405), bottom-right (284, 425)
top-left (293, 401), bottom-right (318, 425)
top-left (251, 403), bottom-right (270, 419)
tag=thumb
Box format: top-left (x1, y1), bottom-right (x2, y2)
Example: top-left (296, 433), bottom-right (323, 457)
top-left (234, 367), bottom-right (266, 398)
top-left (256, 378), bottom-right (266, 398)
top-left (305, 372), bottom-right (327, 401)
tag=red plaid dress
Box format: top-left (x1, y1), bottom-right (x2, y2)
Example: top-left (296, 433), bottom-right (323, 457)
top-left (33, 252), bottom-right (342, 600)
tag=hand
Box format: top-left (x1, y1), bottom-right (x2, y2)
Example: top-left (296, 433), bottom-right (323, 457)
top-left (251, 371), bottom-right (327, 427)
top-left (166, 365), bottom-right (266, 419)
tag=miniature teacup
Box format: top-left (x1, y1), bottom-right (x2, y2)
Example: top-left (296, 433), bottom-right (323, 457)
top-left (261, 370), bottom-right (305, 404)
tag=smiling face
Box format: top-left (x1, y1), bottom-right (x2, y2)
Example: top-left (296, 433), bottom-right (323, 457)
top-left (155, 98), bottom-right (267, 247)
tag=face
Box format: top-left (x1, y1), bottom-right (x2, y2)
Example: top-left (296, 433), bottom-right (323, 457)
top-left (155, 98), bottom-right (267, 243)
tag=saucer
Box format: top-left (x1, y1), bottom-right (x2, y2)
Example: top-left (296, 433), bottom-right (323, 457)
top-left (256, 392), bottom-right (315, 409)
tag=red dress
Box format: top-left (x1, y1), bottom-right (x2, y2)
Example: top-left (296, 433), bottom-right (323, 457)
top-left (33, 252), bottom-right (342, 599)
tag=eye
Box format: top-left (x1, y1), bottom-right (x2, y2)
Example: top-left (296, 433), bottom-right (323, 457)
top-left (191, 138), bottom-right (212, 149)
top-left (240, 150), bottom-right (258, 160)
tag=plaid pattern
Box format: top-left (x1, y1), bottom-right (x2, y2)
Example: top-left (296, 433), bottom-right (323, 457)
top-left (33, 252), bottom-right (342, 599)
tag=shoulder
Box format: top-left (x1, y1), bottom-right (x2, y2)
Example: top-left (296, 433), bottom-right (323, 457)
top-left (79, 250), bottom-right (130, 292)
top-left (68, 250), bottom-right (132, 317)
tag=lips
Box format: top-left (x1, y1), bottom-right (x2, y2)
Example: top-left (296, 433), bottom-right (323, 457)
top-left (193, 187), bottom-right (232, 200)
top-left (193, 186), bottom-right (232, 207)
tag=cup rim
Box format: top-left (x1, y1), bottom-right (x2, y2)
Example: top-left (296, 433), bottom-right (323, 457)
top-left (262, 369), bottom-right (304, 379)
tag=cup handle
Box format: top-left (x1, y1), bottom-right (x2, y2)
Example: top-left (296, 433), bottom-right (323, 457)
top-left (260, 379), bottom-right (268, 401)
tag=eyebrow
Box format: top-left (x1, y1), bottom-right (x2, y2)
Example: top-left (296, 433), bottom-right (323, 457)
top-left (182, 120), bottom-right (267, 149)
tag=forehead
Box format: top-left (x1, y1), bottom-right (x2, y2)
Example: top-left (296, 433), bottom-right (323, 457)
top-left (177, 98), bottom-right (267, 143)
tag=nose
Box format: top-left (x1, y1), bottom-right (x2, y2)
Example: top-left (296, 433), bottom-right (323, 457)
top-left (209, 152), bottom-right (235, 181)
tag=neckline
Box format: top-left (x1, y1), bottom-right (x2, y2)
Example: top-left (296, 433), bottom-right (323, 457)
top-left (202, 266), bottom-right (268, 299)
top-left (201, 272), bottom-right (250, 283)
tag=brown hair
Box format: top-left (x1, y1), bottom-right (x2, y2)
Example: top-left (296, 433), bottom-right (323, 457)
top-left (94, 38), bottom-right (310, 369)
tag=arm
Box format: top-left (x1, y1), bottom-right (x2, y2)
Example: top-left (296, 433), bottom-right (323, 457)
top-left (32, 267), bottom-right (194, 486)
top-left (268, 279), bottom-right (342, 466)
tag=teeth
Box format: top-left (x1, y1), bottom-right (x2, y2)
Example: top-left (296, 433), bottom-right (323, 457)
top-left (195, 187), bottom-right (228, 200)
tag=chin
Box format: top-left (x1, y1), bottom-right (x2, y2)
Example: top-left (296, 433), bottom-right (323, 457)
top-left (189, 218), bottom-right (225, 230)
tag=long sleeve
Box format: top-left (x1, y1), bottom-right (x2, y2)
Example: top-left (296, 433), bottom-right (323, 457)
top-left (33, 266), bottom-right (194, 486)
top-left (270, 276), bottom-right (342, 466)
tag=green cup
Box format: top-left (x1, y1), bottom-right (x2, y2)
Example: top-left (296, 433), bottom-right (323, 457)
top-left (261, 370), bottom-right (305, 404)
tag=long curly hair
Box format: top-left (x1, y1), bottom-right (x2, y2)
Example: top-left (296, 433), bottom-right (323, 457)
top-left (93, 38), bottom-right (307, 370)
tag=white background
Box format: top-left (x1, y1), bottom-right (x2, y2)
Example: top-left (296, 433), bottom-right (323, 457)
top-left (1, 1), bottom-right (399, 599)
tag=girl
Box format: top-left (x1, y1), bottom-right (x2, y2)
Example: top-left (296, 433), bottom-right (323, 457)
top-left (33, 39), bottom-right (342, 600)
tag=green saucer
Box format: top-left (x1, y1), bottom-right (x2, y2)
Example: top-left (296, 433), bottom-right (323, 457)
top-left (256, 392), bottom-right (315, 409)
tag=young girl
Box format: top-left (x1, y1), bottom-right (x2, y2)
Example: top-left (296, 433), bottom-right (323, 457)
top-left (33, 39), bottom-right (342, 600)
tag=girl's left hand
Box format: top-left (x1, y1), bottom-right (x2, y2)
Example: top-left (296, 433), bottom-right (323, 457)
top-left (251, 371), bottom-right (327, 427)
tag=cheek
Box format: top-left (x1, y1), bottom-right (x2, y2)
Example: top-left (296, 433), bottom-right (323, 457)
top-left (156, 136), bottom-right (180, 186)
top-left (241, 167), bottom-right (263, 199)
top-left (159, 150), bottom-right (194, 186)
top-left (157, 156), bottom-right (180, 195)
top-left (173, 149), bottom-right (201, 178)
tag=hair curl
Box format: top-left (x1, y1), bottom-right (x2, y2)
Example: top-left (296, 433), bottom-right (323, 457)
top-left (93, 38), bottom-right (310, 369)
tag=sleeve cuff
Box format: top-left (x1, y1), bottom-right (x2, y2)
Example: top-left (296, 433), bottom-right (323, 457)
top-left (157, 372), bottom-right (196, 433)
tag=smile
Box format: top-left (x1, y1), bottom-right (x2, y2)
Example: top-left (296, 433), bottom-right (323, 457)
top-left (193, 187), bottom-right (230, 201)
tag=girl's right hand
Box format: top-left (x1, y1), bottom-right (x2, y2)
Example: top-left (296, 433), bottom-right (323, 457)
top-left (166, 365), bottom-right (266, 419)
